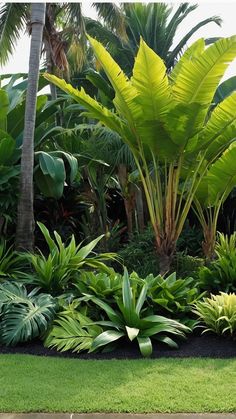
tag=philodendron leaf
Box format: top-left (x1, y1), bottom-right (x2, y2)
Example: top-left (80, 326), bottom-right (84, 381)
top-left (125, 326), bottom-right (139, 341)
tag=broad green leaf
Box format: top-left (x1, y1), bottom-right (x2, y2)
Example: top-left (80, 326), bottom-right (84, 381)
top-left (87, 35), bottom-right (142, 124)
top-left (76, 235), bottom-right (104, 260)
top-left (90, 330), bottom-right (124, 352)
top-left (131, 37), bottom-right (171, 120)
top-left (137, 336), bottom-right (152, 357)
top-left (202, 91), bottom-right (236, 160)
top-left (44, 74), bottom-right (124, 135)
top-left (125, 326), bottom-right (139, 341)
top-left (172, 36), bottom-right (236, 105)
top-left (0, 89), bottom-right (9, 124)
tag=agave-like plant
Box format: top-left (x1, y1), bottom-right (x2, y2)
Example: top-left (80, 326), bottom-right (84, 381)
top-left (0, 281), bottom-right (56, 346)
top-left (88, 269), bottom-right (190, 357)
top-left (20, 222), bottom-right (117, 295)
top-left (45, 35), bottom-right (236, 273)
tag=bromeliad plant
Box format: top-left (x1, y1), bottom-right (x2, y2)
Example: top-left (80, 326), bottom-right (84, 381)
top-left (137, 272), bottom-right (203, 317)
top-left (193, 292), bottom-right (236, 336)
top-left (88, 269), bottom-right (190, 357)
top-left (45, 35), bottom-right (236, 273)
top-left (20, 222), bottom-right (117, 295)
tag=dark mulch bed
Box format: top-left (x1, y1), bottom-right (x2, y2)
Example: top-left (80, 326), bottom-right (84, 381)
top-left (0, 333), bottom-right (235, 359)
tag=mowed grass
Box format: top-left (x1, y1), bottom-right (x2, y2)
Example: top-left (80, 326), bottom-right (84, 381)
top-left (1, 355), bottom-right (236, 413)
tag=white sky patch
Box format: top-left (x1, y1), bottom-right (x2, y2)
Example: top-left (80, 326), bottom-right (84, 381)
top-left (0, 2), bottom-right (236, 82)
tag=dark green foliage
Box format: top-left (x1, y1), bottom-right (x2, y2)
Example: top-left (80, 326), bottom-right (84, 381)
top-left (0, 281), bottom-right (56, 346)
top-left (20, 222), bottom-right (116, 295)
top-left (0, 240), bottom-right (25, 279)
top-left (89, 269), bottom-right (190, 357)
top-left (173, 252), bottom-right (204, 279)
top-left (133, 272), bottom-right (203, 318)
top-left (74, 270), bottom-right (122, 300)
top-left (176, 222), bottom-right (203, 256)
top-left (118, 227), bottom-right (159, 277)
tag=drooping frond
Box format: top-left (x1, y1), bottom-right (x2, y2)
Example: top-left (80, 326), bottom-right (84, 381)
top-left (44, 73), bottom-right (123, 135)
top-left (92, 3), bottom-right (127, 41)
top-left (202, 91), bottom-right (236, 160)
top-left (170, 38), bottom-right (205, 83)
top-left (87, 35), bottom-right (142, 124)
top-left (167, 16), bottom-right (222, 69)
top-left (0, 3), bottom-right (29, 65)
top-left (196, 142), bottom-right (236, 206)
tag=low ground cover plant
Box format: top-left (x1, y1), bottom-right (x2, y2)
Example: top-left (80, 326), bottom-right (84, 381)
top-left (193, 292), bottom-right (236, 336)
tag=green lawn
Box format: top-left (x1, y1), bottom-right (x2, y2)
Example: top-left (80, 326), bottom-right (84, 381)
top-left (1, 354), bottom-right (236, 413)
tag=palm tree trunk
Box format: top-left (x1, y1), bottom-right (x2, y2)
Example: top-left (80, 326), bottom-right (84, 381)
top-left (15, 3), bottom-right (46, 251)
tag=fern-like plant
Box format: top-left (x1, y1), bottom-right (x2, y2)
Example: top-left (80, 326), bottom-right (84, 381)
top-left (44, 309), bottom-right (102, 353)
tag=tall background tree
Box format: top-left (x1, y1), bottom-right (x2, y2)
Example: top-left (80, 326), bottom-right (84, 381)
top-left (16, 3), bottom-right (46, 251)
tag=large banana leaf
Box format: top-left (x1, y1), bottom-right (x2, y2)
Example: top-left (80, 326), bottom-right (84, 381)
top-left (201, 91), bottom-right (236, 160)
top-left (214, 76), bottom-right (236, 105)
top-left (172, 36), bottom-right (236, 106)
top-left (196, 142), bottom-right (236, 206)
top-left (87, 35), bottom-right (142, 124)
top-left (131, 38), bottom-right (171, 120)
top-left (44, 74), bottom-right (124, 135)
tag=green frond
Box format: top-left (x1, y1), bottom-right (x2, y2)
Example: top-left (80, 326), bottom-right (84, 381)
top-left (44, 73), bottom-right (123, 135)
top-left (0, 3), bottom-right (29, 65)
top-left (172, 35), bottom-right (236, 105)
top-left (87, 35), bottom-right (142, 124)
top-left (202, 91), bottom-right (236, 160)
top-left (132, 38), bottom-right (172, 120)
top-left (92, 3), bottom-right (127, 41)
top-left (167, 16), bottom-right (222, 68)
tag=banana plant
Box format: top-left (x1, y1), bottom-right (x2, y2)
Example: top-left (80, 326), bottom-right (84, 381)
top-left (45, 35), bottom-right (236, 272)
top-left (194, 142), bottom-right (236, 258)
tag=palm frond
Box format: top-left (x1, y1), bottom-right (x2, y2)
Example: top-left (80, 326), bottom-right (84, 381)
top-left (167, 16), bottom-right (222, 69)
top-left (92, 3), bottom-right (127, 41)
top-left (0, 3), bottom-right (29, 65)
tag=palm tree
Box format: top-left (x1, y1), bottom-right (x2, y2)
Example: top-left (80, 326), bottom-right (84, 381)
top-left (86, 2), bottom-right (222, 74)
top-left (0, 3), bottom-right (126, 89)
top-left (15, 3), bottom-right (46, 251)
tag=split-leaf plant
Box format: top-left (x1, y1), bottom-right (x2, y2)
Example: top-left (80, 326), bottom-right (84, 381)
top-left (45, 35), bottom-right (236, 272)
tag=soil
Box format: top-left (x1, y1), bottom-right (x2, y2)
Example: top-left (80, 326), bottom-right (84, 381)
top-left (0, 333), bottom-right (236, 360)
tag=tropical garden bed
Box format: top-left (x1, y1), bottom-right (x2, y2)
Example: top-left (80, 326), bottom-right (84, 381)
top-left (1, 2), bottom-right (236, 372)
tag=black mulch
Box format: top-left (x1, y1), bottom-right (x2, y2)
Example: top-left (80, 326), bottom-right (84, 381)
top-left (0, 333), bottom-right (236, 360)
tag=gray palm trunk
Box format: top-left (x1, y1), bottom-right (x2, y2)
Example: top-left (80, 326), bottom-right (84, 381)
top-left (15, 3), bottom-right (46, 251)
